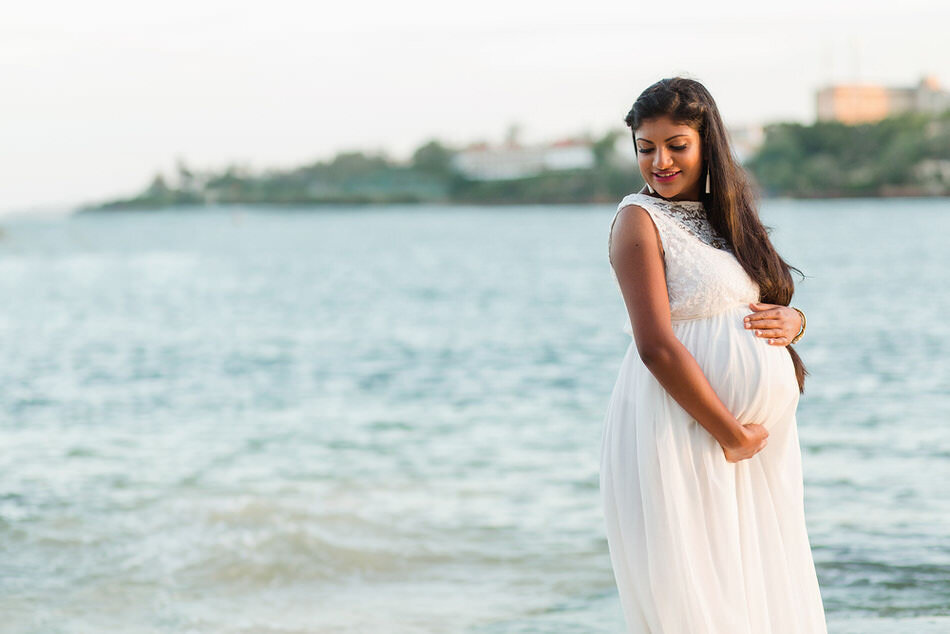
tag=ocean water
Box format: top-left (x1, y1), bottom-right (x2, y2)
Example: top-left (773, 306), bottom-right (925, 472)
top-left (0, 198), bottom-right (948, 633)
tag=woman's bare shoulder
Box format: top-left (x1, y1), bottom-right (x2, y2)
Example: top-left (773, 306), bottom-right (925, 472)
top-left (611, 202), bottom-right (664, 261)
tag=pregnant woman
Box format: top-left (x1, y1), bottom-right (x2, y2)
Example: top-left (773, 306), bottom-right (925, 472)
top-left (600, 77), bottom-right (827, 633)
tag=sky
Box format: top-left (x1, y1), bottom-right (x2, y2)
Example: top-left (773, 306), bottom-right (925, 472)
top-left (2, 0), bottom-right (948, 213)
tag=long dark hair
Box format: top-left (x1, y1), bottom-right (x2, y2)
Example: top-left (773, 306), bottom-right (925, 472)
top-left (624, 76), bottom-right (808, 393)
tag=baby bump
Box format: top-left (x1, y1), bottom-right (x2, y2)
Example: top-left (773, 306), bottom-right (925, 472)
top-left (672, 304), bottom-right (800, 429)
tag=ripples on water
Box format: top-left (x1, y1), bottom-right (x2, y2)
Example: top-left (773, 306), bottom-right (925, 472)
top-left (0, 200), bottom-right (948, 632)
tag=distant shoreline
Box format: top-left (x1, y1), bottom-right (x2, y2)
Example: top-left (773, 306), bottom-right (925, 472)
top-left (76, 111), bottom-right (950, 213)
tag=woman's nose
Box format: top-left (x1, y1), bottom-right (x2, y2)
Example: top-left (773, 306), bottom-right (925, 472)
top-left (653, 149), bottom-right (673, 169)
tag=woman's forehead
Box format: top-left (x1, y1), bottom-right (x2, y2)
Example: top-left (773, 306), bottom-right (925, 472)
top-left (634, 119), bottom-right (697, 141)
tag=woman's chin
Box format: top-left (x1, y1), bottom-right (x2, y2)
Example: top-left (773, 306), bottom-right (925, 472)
top-left (654, 180), bottom-right (698, 198)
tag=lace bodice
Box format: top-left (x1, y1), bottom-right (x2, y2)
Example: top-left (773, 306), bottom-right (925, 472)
top-left (630, 195), bottom-right (732, 251)
top-left (609, 192), bottom-right (760, 331)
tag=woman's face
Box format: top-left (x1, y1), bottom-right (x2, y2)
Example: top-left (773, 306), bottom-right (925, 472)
top-left (634, 116), bottom-right (704, 201)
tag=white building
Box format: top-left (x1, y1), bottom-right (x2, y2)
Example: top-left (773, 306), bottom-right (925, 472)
top-left (452, 138), bottom-right (595, 181)
top-left (451, 123), bottom-right (767, 180)
top-left (727, 124), bottom-right (766, 164)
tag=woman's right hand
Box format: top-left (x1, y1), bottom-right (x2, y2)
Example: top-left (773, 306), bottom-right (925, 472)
top-left (721, 423), bottom-right (769, 463)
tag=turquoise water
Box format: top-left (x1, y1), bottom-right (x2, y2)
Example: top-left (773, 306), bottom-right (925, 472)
top-left (0, 199), bottom-right (948, 632)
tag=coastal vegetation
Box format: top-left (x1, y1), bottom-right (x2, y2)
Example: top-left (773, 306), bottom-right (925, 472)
top-left (83, 110), bottom-right (950, 211)
top-left (747, 110), bottom-right (950, 198)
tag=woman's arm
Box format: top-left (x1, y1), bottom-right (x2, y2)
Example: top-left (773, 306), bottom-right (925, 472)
top-left (610, 204), bottom-right (768, 462)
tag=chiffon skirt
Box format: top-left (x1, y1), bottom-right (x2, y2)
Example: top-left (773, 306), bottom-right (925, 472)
top-left (600, 303), bottom-right (827, 633)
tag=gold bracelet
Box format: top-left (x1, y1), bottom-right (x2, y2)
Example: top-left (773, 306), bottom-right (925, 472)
top-left (790, 307), bottom-right (806, 344)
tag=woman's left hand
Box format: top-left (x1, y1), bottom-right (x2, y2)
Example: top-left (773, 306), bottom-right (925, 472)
top-left (743, 302), bottom-right (802, 346)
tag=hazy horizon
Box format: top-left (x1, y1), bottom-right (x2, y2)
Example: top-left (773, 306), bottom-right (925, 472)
top-left (3, 0), bottom-right (948, 213)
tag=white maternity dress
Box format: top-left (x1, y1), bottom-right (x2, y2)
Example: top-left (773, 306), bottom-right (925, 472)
top-left (600, 193), bottom-right (827, 633)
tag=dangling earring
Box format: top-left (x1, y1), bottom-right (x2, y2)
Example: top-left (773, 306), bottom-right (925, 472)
top-left (647, 182), bottom-right (654, 194)
top-left (705, 166), bottom-right (711, 194)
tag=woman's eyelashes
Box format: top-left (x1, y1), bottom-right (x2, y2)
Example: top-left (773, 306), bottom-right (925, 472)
top-left (637, 145), bottom-right (688, 154)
